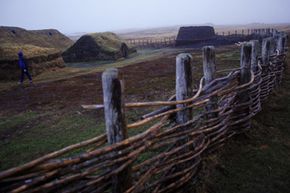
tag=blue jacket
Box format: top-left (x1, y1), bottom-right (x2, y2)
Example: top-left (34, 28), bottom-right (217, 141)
top-left (18, 51), bottom-right (27, 69)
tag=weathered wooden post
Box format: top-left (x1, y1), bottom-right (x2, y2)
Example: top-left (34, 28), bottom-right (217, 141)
top-left (202, 46), bottom-right (218, 119)
top-left (269, 37), bottom-right (276, 55)
top-left (277, 34), bottom-right (286, 54)
top-left (268, 37), bottom-right (276, 89)
top-left (262, 38), bottom-right (271, 66)
top-left (102, 68), bottom-right (131, 193)
top-left (260, 38), bottom-right (271, 101)
top-left (250, 40), bottom-right (261, 114)
top-left (250, 40), bottom-right (260, 73)
top-left (275, 34), bottom-right (286, 85)
top-left (266, 28), bottom-right (271, 35)
top-left (176, 53), bottom-right (193, 124)
top-left (236, 43), bottom-right (252, 131)
top-left (240, 43), bottom-right (252, 96)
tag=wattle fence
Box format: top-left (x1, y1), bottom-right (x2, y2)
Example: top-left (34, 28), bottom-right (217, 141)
top-left (0, 33), bottom-right (287, 193)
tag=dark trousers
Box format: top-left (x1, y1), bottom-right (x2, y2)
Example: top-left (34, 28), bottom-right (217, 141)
top-left (20, 68), bottom-right (32, 83)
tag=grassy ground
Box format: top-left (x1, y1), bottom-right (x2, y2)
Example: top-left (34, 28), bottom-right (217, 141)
top-left (1, 38), bottom-right (289, 192)
top-left (0, 46), bottom-right (240, 171)
top-left (0, 48), bottom-right (191, 92)
top-left (196, 39), bottom-right (290, 193)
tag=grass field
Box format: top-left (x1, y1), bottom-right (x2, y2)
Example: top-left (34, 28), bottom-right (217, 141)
top-left (0, 27), bottom-right (289, 192)
top-left (0, 45), bottom-right (240, 170)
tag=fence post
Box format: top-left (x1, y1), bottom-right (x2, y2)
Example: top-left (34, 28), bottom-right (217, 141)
top-left (250, 40), bottom-right (260, 72)
top-left (202, 46), bottom-right (218, 119)
top-left (266, 28), bottom-right (271, 35)
top-left (269, 37), bottom-right (276, 55)
top-left (262, 38), bottom-right (271, 66)
top-left (260, 38), bottom-right (271, 101)
top-left (237, 43), bottom-right (252, 131)
top-left (275, 34), bottom-right (286, 85)
top-left (240, 43), bottom-right (252, 90)
top-left (102, 68), bottom-right (131, 193)
top-left (176, 53), bottom-right (193, 124)
top-left (277, 34), bottom-right (286, 54)
top-left (250, 40), bottom-right (262, 114)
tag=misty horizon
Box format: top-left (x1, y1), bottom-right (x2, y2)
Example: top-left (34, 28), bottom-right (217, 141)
top-left (1, 0), bottom-right (290, 34)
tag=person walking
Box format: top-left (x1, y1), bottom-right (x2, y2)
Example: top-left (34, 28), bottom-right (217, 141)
top-left (18, 50), bottom-right (33, 84)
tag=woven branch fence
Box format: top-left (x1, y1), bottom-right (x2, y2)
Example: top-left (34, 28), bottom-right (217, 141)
top-left (0, 33), bottom-right (288, 193)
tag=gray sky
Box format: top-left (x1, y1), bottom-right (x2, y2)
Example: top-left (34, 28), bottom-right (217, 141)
top-left (0, 0), bottom-right (289, 34)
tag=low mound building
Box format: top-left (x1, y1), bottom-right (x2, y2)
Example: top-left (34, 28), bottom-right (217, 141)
top-left (0, 26), bottom-right (73, 80)
top-left (175, 26), bottom-right (216, 46)
top-left (62, 32), bottom-right (135, 63)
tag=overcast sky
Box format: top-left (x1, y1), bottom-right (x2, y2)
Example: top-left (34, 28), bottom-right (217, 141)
top-left (0, 0), bottom-right (289, 34)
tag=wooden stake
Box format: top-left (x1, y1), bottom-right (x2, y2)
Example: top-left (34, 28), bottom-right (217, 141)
top-left (176, 53), bottom-right (193, 124)
top-left (202, 46), bottom-right (218, 119)
top-left (102, 68), bottom-right (131, 193)
top-left (262, 38), bottom-right (271, 66)
top-left (240, 43), bottom-right (252, 85)
top-left (277, 34), bottom-right (286, 54)
top-left (250, 40), bottom-right (259, 72)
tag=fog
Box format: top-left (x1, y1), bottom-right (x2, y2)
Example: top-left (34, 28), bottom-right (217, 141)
top-left (0, 0), bottom-right (289, 34)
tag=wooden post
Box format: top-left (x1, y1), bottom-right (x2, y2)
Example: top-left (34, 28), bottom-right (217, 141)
top-left (262, 38), bottom-right (271, 66)
top-left (250, 40), bottom-right (260, 73)
top-left (176, 53), bottom-right (193, 124)
top-left (260, 38), bottom-right (271, 101)
top-left (275, 34), bottom-right (285, 85)
top-left (269, 37), bottom-right (276, 55)
top-left (238, 43), bottom-right (252, 130)
top-left (250, 40), bottom-right (261, 114)
top-left (277, 34), bottom-right (286, 54)
top-left (266, 28), bottom-right (271, 35)
top-left (202, 46), bottom-right (218, 119)
top-left (102, 68), bottom-right (131, 193)
top-left (240, 43), bottom-right (252, 87)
